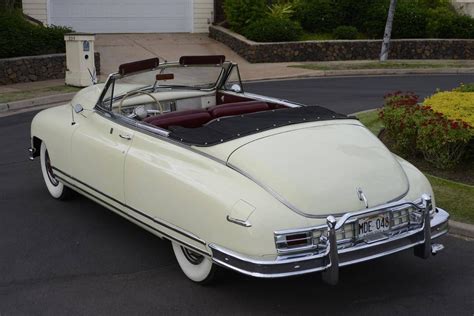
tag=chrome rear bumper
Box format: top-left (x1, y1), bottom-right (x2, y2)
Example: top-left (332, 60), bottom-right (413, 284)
top-left (209, 196), bottom-right (449, 284)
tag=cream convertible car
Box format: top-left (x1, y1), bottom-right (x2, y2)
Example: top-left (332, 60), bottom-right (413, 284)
top-left (30, 56), bottom-right (449, 284)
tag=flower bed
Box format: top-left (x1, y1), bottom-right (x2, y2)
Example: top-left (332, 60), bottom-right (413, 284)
top-left (379, 91), bottom-right (473, 169)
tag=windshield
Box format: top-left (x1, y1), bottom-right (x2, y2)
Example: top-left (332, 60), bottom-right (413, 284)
top-left (101, 64), bottom-right (224, 107)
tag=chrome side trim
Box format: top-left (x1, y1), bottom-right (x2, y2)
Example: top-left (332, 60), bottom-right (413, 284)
top-left (52, 166), bottom-right (207, 247)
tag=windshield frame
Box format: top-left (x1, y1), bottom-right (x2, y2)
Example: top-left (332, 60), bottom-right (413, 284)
top-left (96, 61), bottom-right (231, 111)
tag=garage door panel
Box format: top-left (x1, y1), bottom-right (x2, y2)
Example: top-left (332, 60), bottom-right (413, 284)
top-left (50, 0), bottom-right (192, 33)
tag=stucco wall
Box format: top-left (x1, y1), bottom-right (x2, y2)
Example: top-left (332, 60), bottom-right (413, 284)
top-left (193, 0), bottom-right (214, 33)
top-left (452, 0), bottom-right (474, 17)
top-left (22, 0), bottom-right (48, 24)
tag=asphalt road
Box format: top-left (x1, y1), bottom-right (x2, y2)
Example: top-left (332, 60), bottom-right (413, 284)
top-left (1, 75), bottom-right (473, 315)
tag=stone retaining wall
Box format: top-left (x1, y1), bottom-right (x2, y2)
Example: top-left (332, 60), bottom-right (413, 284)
top-left (210, 25), bottom-right (474, 63)
top-left (0, 53), bottom-right (101, 85)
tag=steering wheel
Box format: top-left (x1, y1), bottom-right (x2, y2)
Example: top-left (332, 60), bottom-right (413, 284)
top-left (118, 91), bottom-right (164, 118)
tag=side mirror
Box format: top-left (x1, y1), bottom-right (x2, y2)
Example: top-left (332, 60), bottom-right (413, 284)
top-left (73, 104), bottom-right (84, 114)
top-left (230, 84), bottom-right (242, 93)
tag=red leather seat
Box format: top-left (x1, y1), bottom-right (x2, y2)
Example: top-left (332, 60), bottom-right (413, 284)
top-left (208, 101), bottom-right (269, 118)
top-left (145, 109), bottom-right (212, 129)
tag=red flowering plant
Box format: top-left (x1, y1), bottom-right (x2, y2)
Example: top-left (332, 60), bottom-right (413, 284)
top-left (379, 91), bottom-right (472, 168)
top-left (379, 91), bottom-right (425, 155)
top-left (416, 115), bottom-right (472, 169)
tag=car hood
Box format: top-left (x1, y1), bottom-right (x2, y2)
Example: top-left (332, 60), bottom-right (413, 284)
top-left (227, 123), bottom-right (409, 217)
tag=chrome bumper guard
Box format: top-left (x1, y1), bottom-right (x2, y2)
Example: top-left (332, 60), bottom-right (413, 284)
top-left (209, 195), bottom-right (449, 284)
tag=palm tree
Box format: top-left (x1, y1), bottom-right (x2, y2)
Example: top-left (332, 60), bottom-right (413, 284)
top-left (380, 0), bottom-right (398, 61)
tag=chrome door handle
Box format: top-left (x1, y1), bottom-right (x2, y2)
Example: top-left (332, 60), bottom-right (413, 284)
top-left (119, 134), bottom-right (132, 140)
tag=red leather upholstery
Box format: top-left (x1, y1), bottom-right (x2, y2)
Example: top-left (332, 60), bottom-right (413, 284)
top-left (144, 109), bottom-right (203, 123)
top-left (208, 101), bottom-right (269, 118)
top-left (145, 109), bottom-right (211, 129)
top-left (145, 101), bottom-right (270, 129)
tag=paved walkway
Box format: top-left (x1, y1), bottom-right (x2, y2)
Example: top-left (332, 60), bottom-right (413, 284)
top-left (95, 33), bottom-right (318, 81)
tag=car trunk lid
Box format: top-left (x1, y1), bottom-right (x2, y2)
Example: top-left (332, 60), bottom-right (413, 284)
top-left (227, 123), bottom-right (409, 217)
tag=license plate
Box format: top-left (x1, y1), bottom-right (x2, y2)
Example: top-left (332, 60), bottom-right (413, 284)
top-left (358, 213), bottom-right (390, 238)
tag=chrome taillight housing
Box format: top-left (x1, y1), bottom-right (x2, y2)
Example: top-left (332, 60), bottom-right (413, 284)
top-left (275, 203), bottom-right (429, 255)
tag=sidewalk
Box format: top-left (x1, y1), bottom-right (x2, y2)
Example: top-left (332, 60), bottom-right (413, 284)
top-left (2, 33), bottom-right (474, 115)
top-left (95, 33), bottom-right (320, 81)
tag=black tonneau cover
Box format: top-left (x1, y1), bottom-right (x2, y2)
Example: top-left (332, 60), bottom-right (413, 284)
top-left (168, 106), bottom-right (352, 146)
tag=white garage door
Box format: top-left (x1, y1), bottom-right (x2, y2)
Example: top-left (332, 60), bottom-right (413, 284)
top-left (50, 0), bottom-right (193, 33)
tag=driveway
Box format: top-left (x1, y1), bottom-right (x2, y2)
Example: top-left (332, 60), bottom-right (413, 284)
top-left (1, 75), bottom-right (473, 315)
top-left (95, 33), bottom-right (319, 81)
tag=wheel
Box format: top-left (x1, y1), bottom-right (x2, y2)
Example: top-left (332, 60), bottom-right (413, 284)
top-left (40, 142), bottom-right (71, 199)
top-left (172, 241), bottom-right (216, 284)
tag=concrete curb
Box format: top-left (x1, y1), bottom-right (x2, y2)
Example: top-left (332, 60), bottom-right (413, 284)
top-left (0, 92), bottom-right (76, 113)
top-left (244, 68), bottom-right (474, 83)
top-left (449, 220), bottom-right (474, 239)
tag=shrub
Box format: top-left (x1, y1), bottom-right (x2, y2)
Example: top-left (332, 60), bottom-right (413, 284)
top-left (379, 91), bottom-right (424, 155)
top-left (453, 83), bottom-right (474, 92)
top-left (363, 0), bottom-right (429, 38)
top-left (429, 12), bottom-right (474, 38)
top-left (0, 11), bottom-right (72, 58)
top-left (380, 91), bottom-right (473, 168)
top-left (417, 115), bottom-right (472, 168)
top-left (294, 0), bottom-right (341, 33)
top-left (223, 0), bottom-right (267, 32)
top-left (243, 16), bottom-right (303, 42)
top-left (423, 91), bottom-right (474, 128)
top-left (334, 0), bottom-right (373, 30)
top-left (391, 1), bottom-right (429, 38)
top-left (267, 1), bottom-right (296, 19)
top-left (332, 25), bottom-right (358, 40)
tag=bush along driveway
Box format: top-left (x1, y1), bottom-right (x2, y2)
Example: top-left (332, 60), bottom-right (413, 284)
top-left (356, 85), bottom-right (474, 225)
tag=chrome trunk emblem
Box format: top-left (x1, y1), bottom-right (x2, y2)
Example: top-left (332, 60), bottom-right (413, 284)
top-left (357, 188), bottom-right (369, 208)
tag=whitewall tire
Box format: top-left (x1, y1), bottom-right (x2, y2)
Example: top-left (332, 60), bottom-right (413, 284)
top-left (172, 242), bottom-right (215, 284)
top-left (40, 142), bottom-right (70, 199)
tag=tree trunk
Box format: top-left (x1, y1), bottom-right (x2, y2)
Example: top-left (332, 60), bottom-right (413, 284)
top-left (380, 0), bottom-right (398, 61)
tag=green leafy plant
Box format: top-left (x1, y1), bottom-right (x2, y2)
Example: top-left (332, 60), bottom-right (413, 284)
top-left (380, 91), bottom-right (473, 168)
top-left (243, 16), bottom-right (303, 42)
top-left (417, 115), bottom-right (472, 168)
top-left (0, 10), bottom-right (73, 58)
top-left (379, 91), bottom-right (424, 155)
top-left (427, 10), bottom-right (474, 39)
top-left (223, 0), bottom-right (267, 32)
top-left (294, 0), bottom-right (341, 33)
top-left (453, 83), bottom-right (474, 92)
top-left (267, 1), bottom-right (296, 19)
top-left (332, 25), bottom-right (358, 40)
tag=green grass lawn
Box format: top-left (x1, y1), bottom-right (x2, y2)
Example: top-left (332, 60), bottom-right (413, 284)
top-left (357, 109), bottom-right (474, 224)
top-left (290, 60), bottom-right (474, 71)
top-left (426, 175), bottom-right (474, 224)
top-left (0, 85), bottom-right (80, 103)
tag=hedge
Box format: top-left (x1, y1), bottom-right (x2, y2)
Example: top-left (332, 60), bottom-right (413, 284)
top-left (0, 11), bottom-right (72, 59)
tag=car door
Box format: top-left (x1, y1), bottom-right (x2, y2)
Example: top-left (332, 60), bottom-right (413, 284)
top-left (69, 110), bottom-right (134, 202)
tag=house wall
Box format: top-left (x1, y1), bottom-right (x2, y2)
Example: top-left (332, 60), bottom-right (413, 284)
top-left (193, 0), bottom-right (214, 33)
top-left (21, 0), bottom-right (48, 24)
top-left (452, 0), bottom-right (474, 17)
top-left (22, 0), bottom-right (214, 32)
